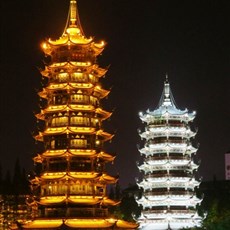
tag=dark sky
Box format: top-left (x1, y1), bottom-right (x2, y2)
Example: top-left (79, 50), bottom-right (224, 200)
top-left (1, 0), bottom-right (229, 188)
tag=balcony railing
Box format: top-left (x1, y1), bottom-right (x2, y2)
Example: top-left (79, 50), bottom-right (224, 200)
top-left (142, 209), bottom-right (195, 215)
top-left (144, 190), bottom-right (194, 196)
top-left (144, 173), bottom-right (191, 179)
top-left (41, 207), bottom-right (108, 218)
top-left (146, 156), bottom-right (190, 161)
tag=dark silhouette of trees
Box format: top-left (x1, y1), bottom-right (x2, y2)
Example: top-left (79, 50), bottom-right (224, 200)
top-left (0, 159), bottom-right (31, 229)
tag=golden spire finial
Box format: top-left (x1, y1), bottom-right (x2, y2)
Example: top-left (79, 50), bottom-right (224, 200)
top-left (64, 0), bottom-right (84, 36)
top-left (70, 0), bottom-right (77, 26)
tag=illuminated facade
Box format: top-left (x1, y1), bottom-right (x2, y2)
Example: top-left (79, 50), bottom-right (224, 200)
top-left (136, 79), bottom-right (202, 230)
top-left (13, 1), bottom-right (137, 229)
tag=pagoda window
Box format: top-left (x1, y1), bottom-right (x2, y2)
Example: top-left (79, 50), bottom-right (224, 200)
top-left (70, 138), bottom-right (87, 148)
top-left (47, 136), bottom-right (68, 149)
top-left (49, 161), bottom-right (67, 172)
top-left (51, 95), bottom-right (68, 105)
top-left (71, 72), bottom-right (88, 82)
top-left (57, 73), bottom-right (69, 82)
top-left (51, 115), bottom-right (68, 127)
top-left (69, 183), bottom-right (90, 195)
top-left (89, 74), bottom-right (97, 83)
top-left (70, 116), bottom-right (90, 126)
top-left (70, 184), bottom-right (79, 194)
top-left (94, 159), bottom-right (104, 172)
top-left (41, 182), bottom-right (67, 196)
top-left (95, 186), bottom-right (104, 195)
top-left (70, 159), bottom-right (91, 171)
top-left (57, 182), bottom-right (67, 195)
top-left (85, 182), bottom-right (93, 194)
top-left (90, 96), bottom-right (99, 106)
top-left (48, 183), bottom-right (58, 195)
top-left (151, 119), bottom-right (167, 126)
top-left (91, 118), bottom-right (100, 128)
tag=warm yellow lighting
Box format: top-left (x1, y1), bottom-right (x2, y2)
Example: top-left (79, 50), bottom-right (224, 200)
top-left (95, 140), bottom-right (100, 145)
top-left (42, 42), bottom-right (48, 49)
top-left (22, 219), bottom-right (63, 228)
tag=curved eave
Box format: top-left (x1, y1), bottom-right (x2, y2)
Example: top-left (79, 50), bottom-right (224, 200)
top-left (34, 150), bottom-right (115, 162)
top-left (38, 172), bottom-right (117, 183)
top-left (65, 219), bottom-right (114, 228)
top-left (98, 151), bottom-right (116, 162)
top-left (35, 128), bottom-right (113, 141)
top-left (47, 61), bottom-right (92, 69)
top-left (91, 42), bottom-right (105, 55)
top-left (100, 174), bottom-right (118, 184)
top-left (46, 82), bottom-right (94, 91)
top-left (41, 65), bottom-right (108, 79)
top-left (96, 130), bottom-right (114, 142)
top-left (148, 107), bottom-right (188, 116)
top-left (21, 218), bottom-right (137, 229)
top-left (36, 106), bottom-right (111, 120)
top-left (38, 196), bottom-right (116, 206)
top-left (116, 220), bottom-right (139, 229)
top-left (44, 126), bottom-right (96, 135)
top-left (40, 104), bottom-right (95, 114)
top-left (39, 149), bottom-right (97, 158)
top-left (92, 65), bottom-right (109, 78)
top-left (42, 38), bottom-right (105, 58)
top-left (96, 108), bottom-right (112, 120)
top-left (94, 86), bottom-right (110, 99)
top-left (40, 172), bottom-right (100, 180)
top-left (140, 111), bottom-right (196, 122)
top-left (42, 35), bottom-right (93, 51)
top-left (21, 219), bottom-right (64, 229)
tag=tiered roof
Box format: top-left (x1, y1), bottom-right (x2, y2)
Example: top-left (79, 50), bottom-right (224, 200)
top-left (12, 1), bottom-right (138, 229)
top-left (136, 78), bottom-right (202, 230)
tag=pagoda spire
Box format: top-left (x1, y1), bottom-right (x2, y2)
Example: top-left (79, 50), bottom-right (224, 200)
top-left (70, 0), bottom-right (77, 26)
top-left (63, 0), bottom-right (85, 36)
top-left (158, 75), bottom-right (177, 108)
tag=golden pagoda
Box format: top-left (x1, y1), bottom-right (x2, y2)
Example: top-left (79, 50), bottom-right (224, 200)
top-left (12, 1), bottom-right (138, 229)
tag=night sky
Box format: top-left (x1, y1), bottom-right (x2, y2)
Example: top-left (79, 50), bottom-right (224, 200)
top-left (1, 0), bottom-right (229, 188)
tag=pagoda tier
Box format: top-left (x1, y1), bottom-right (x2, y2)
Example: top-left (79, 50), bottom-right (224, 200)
top-left (136, 78), bottom-right (202, 230)
top-left (14, 1), bottom-right (138, 229)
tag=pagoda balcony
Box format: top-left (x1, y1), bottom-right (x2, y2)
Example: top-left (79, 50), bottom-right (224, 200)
top-left (48, 122), bottom-right (100, 129)
top-left (139, 148), bottom-right (188, 156)
top-left (144, 173), bottom-right (192, 182)
top-left (142, 209), bottom-right (196, 218)
top-left (149, 139), bottom-right (188, 145)
top-left (145, 172), bottom-right (191, 178)
top-left (48, 99), bottom-right (97, 106)
top-left (40, 207), bottom-right (108, 218)
top-left (45, 143), bottom-right (103, 151)
top-left (51, 53), bottom-right (96, 65)
top-left (144, 190), bottom-right (194, 197)
top-left (41, 190), bottom-right (104, 197)
top-left (146, 155), bottom-right (190, 161)
top-left (148, 123), bottom-right (186, 128)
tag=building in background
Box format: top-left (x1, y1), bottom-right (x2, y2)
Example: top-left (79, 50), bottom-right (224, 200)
top-left (11, 0), bottom-right (137, 229)
top-left (225, 152), bottom-right (230, 180)
top-left (136, 78), bottom-right (202, 230)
